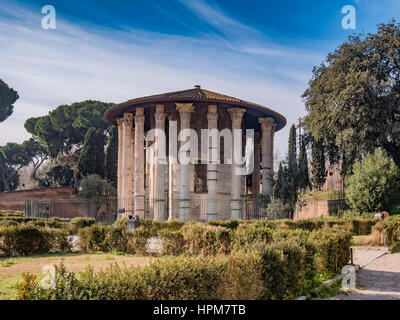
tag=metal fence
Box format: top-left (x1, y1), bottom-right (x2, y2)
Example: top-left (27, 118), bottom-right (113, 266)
top-left (25, 197), bottom-right (268, 222)
top-left (25, 198), bottom-right (119, 223)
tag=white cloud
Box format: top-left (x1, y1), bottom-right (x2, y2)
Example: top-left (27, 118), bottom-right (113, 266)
top-left (0, 1), bottom-right (327, 160)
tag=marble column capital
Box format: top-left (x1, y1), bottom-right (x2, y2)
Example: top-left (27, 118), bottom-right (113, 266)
top-left (176, 103), bottom-right (195, 117)
top-left (258, 117), bottom-right (276, 130)
top-left (122, 113), bottom-right (133, 125)
top-left (134, 108), bottom-right (145, 123)
top-left (116, 118), bottom-right (123, 127)
top-left (228, 108), bottom-right (245, 124)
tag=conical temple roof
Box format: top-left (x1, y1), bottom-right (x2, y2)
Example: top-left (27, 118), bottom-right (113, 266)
top-left (105, 85), bottom-right (286, 131)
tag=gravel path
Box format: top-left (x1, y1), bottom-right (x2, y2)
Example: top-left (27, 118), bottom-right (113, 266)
top-left (333, 248), bottom-right (400, 300)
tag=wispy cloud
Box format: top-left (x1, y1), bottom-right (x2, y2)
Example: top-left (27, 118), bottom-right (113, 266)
top-left (0, 0), bottom-right (330, 159)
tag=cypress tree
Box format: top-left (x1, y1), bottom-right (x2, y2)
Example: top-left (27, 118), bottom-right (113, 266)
top-left (274, 162), bottom-right (284, 199)
top-left (311, 139), bottom-right (326, 190)
top-left (105, 125), bottom-right (118, 187)
top-left (286, 125), bottom-right (298, 212)
top-left (298, 137), bottom-right (311, 192)
top-left (78, 127), bottom-right (105, 179)
top-left (288, 124), bottom-right (297, 171)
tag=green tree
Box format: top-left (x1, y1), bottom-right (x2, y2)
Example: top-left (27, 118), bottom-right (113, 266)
top-left (79, 174), bottom-right (117, 200)
top-left (21, 139), bottom-right (48, 182)
top-left (78, 128), bottom-right (105, 179)
top-left (303, 20), bottom-right (400, 172)
top-left (345, 150), bottom-right (400, 212)
top-left (25, 100), bottom-right (114, 186)
top-left (105, 126), bottom-right (118, 186)
top-left (288, 124), bottom-right (297, 174)
top-left (0, 80), bottom-right (18, 122)
top-left (272, 124), bottom-right (300, 218)
top-left (0, 141), bottom-right (34, 191)
top-left (298, 137), bottom-right (310, 192)
top-left (273, 162), bottom-right (285, 200)
top-left (266, 196), bottom-right (290, 220)
top-left (286, 125), bottom-right (298, 213)
top-left (311, 139), bottom-right (326, 190)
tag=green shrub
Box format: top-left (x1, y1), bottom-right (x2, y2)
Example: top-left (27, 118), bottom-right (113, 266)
top-left (309, 227), bottom-right (352, 273)
top-left (0, 225), bottom-right (71, 256)
top-left (345, 218), bottom-right (377, 235)
top-left (78, 224), bottom-right (151, 255)
top-left (208, 220), bottom-right (240, 230)
top-left (231, 223), bottom-right (272, 252)
top-left (0, 220), bottom-right (19, 228)
top-left (114, 217), bottom-right (128, 229)
top-left (70, 217), bottom-right (96, 234)
top-left (16, 252), bottom-right (304, 300)
top-left (78, 225), bottom-right (109, 252)
top-left (181, 223), bottom-right (232, 256)
top-left (126, 228), bottom-right (151, 255)
top-left (345, 150), bottom-right (400, 213)
top-left (370, 216), bottom-right (400, 245)
top-left (390, 208), bottom-right (400, 216)
top-left (158, 229), bottom-right (185, 256)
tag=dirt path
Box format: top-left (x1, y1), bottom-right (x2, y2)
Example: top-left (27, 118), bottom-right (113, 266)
top-left (334, 249), bottom-right (400, 300)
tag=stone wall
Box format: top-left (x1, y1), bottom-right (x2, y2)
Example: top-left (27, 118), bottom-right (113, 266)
top-left (294, 199), bottom-right (348, 220)
top-left (0, 187), bottom-right (79, 211)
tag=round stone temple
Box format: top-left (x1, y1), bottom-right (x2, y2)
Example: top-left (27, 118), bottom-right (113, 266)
top-left (105, 86), bottom-right (286, 222)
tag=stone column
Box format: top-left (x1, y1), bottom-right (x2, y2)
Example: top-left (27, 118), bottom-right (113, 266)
top-left (228, 108), bottom-right (245, 220)
top-left (167, 114), bottom-right (178, 221)
top-left (130, 127), bottom-right (135, 214)
top-left (154, 104), bottom-right (166, 221)
top-left (176, 103), bottom-right (195, 221)
top-left (207, 105), bottom-right (218, 221)
top-left (116, 118), bottom-right (123, 213)
top-left (252, 132), bottom-right (261, 219)
top-left (121, 113), bottom-right (133, 215)
top-left (252, 132), bottom-right (261, 198)
top-left (134, 108), bottom-right (145, 217)
top-left (259, 117), bottom-right (276, 196)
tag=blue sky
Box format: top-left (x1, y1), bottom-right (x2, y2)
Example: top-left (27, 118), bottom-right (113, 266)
top-left (1, 0), bottom-right (399, 160)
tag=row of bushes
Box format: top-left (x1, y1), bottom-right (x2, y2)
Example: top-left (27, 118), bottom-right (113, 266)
top-left (17, 244), bottom-right (318, 300)
top-left (264, 218), bottom-right (378, 235)
top-left (369, 216), bottom-right (400, 245)
top-left (0, 217), bottom-right (96, 233)
top-left (79, 221), bottom-right (352, 273)
top-left (120, 216), bottom-right (377, 236)
top-left (17, 223), bottom-right (352, 300)
top-left (0, 210), bottom-right (24, 217)
top-left (78, 225), bottom-right (151, 255)
top-left (0, 225), bottom-right (72, 256)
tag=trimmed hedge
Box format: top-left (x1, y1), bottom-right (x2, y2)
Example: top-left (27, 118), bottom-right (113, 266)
top-left (14, 218), bottom-right (355, 300)
top-left (16, 249), bottom-right (315, 300)
top-left (369, 216), bottom-right (400, 245)
top-left (0, 225), bottom-right (72, 256)
top-left (78, 225), bottom-right (150, 255)
top-left (180, 223), bottom-right (232, 256)
top-left (263, 217), bottom-right (378, 235)
top-left (70, 217), bottom-right (96, 234)
top-left (0, 216), bottom-right (66, 229)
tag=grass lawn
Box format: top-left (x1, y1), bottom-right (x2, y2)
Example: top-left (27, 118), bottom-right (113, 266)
top-left (0, 252), bottom-right (154, 300)
top-left (301, 190), bottom-right (344, 201)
